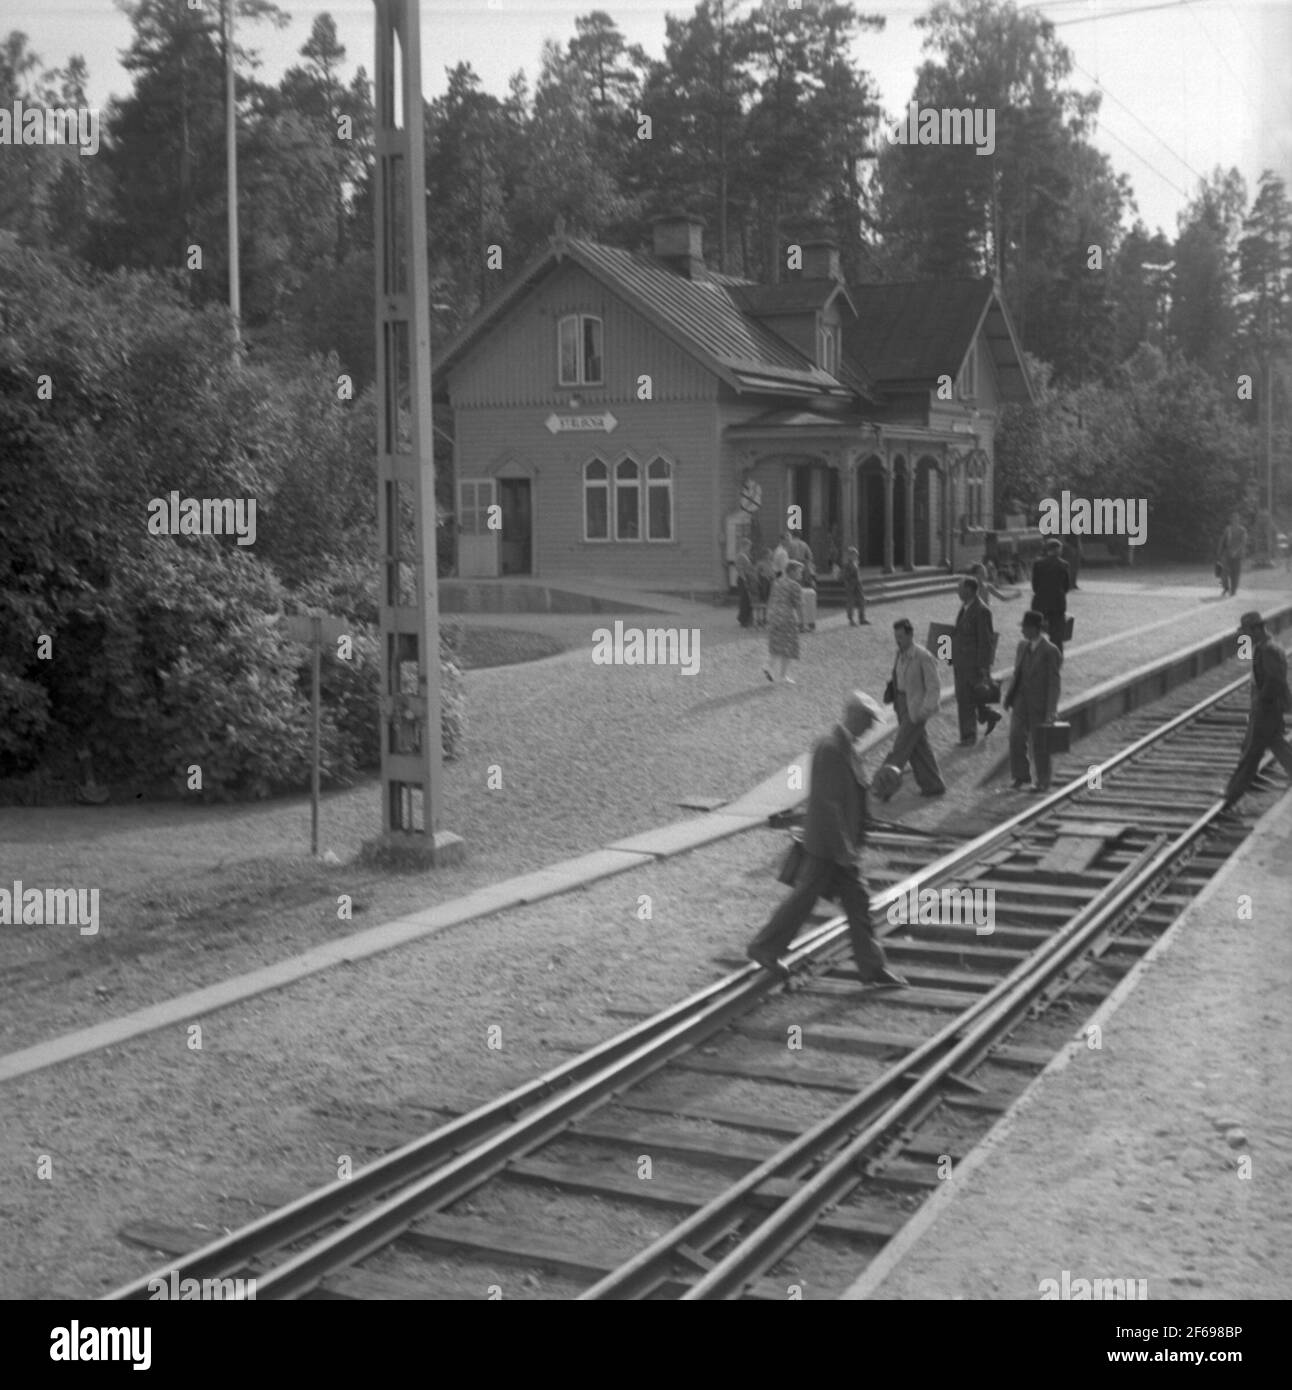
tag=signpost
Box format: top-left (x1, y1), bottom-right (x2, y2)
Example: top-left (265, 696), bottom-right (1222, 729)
top-left (284, 613), bottom-right (348, 856)
top-left (544, 411), bottom-right (618, 435)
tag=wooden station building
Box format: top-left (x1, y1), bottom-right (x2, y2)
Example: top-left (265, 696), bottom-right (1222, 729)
top-left (435, 216), bottom-right (1034, 592)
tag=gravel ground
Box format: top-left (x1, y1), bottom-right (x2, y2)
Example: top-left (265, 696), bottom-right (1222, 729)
top-left (858, 799), bottom-right (1292, 1303)
top-left (3, 565), bottom-right (1287, 1056)
top-left (1, 563), bottom-right (1288, 1298)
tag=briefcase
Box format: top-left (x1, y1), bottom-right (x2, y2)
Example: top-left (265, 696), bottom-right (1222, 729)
top-left (1040, 721), bottom-right (1071, 753)
top-left (777, 833), bottom-right (805, 886)
top-left (799, 586), bottom-right (817, 629)
top-left (973, 678), bottom-right (1002, 705)
top-left (1063, 616), bottom-right (1074, 641)
top-left (926, 621), bottom-right (955, 663)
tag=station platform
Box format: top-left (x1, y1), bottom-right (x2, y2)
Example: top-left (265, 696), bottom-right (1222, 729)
top-left (843, 794), bottom-right (1292, 1301)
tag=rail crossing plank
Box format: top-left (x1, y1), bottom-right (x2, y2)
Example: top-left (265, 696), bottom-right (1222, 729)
top-left (399, 1214), bottom-right (632, 1280)
top-left (730, 1022), bottom-right (1053, 1070)
top-left (503, 1157), bottom-right (903, 1240)
top-left (1035, 835), bottom-right (1109, 876)
top-left (569, 1117), bottom-right (778, 1165)
top-left (804, 978), bottom-right (984, 1010)
top-left (616, 1095), bottom-right (803, 1137)
top-left (672, 1053), bottom-right (864, 1091)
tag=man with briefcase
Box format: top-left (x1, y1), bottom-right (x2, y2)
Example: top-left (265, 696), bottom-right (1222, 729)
top-left (1005, 610), bottom-right (1064, 792)
top-left (951, 576), bottom-right (1000, 745)
top-left (747, 692), bottom-right (906, 988)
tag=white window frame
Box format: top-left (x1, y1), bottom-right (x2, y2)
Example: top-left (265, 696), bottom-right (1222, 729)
top-left (583, 457), bottom-right (610, 542)
top-left (614, 456), bottom-right (642, 542)
top-left (558, 313), bottom-right (604, 386)
top-left (818, 322), bottom-right (839, 376)
top-left (646, 456), bottom-right (674, 542)
top-left (959, 342), bottom-right (978, 400)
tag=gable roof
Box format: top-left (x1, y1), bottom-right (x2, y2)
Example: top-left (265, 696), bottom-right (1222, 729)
top-left (436, 236), bottom-right (880, 402)
top-left (729, 280), bottom-right (856, 318)
top-left (848, 278), bottom-right (1034, 403)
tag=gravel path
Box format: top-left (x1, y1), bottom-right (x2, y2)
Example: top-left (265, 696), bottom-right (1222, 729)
top-left (1, 565), bottom-right (1290, 1298)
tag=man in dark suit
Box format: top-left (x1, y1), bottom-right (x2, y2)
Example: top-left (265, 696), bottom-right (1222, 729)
top-left (1031, 538), bottom-right (1071, 654)
top-left (1222, 611), bottom-right (1292, 808)
top-left (1005, 610), bottom-right (1063, 791)
top-left (748, 692), bottom-right (906, 988)
top-left (951, 575), bottom-right (998, 745)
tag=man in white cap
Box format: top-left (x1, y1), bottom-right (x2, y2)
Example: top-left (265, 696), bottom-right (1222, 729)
top-left (1222, 611), bottom-right (1292, 808)
top-left (748, 691), bottom-right (907, 988)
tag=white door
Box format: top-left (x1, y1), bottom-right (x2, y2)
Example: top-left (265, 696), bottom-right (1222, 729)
top-left (457, 479), bottom-right (498, 577)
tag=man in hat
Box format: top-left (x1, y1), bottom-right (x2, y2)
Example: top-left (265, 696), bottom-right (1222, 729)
top-left (1031, 537), bottom-right (1071, 654)
top-left (1222, 611), bottom-right (1292, 808)
top-left (1005, 610), bottom-right (1063, 792)
top-left (748, 691), bottom-right (907, 988)
top-left (951, 575), bottom-right (998, 745)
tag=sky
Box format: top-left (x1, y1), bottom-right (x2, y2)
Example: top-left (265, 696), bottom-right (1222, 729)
top-left (6, 0), bottom-right (1292, 240)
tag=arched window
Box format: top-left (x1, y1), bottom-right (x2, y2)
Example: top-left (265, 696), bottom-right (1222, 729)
top-left (818, 323), bottom-right (840, 376)
top-left (584, 458), bottom-right (609, 541)
top-left (646, 457), bottom-right (673, 541)
top-left (615, 458), bottom-right (640, 540)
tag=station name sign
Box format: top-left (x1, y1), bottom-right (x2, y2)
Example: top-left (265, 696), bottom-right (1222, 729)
top-left (545, 411), bottom-right (618, 435)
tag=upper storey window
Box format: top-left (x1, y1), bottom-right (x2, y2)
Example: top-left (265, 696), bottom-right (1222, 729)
top-left (559, 314), bottom-right (603, 386)
top-left (959, 343), bottom-right (978, 400)
top-left (818, 323), bottom-right (839, 376)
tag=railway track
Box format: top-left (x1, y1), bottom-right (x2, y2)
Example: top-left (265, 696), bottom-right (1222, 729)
top-left (105, 672), bottom-right (1283, 1300)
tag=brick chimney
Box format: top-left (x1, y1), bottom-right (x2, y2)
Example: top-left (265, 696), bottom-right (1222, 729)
top-left (801, 238), bottom-right (842, 281)
top-left (652, 214), bottom-right (706, 280)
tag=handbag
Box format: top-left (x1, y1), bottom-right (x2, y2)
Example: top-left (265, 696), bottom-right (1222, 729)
top-left (973, 677), bottom-right (1002, 705)
top-left (883, 659), bottom-right (898, 705)
top-left (777, 833), bottom-right (805, 886)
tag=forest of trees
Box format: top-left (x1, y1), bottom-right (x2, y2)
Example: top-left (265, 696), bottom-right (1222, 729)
top-left (1, 0), bottom-right (1288, 798)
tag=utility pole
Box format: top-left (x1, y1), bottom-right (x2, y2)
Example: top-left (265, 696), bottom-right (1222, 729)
top-left (369, 0), bottom-right (462, 865)
top-left (224, 0), bottom-right (240, 332)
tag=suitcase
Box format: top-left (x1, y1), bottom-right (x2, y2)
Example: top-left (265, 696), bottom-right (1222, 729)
top-left (800, 586), bottom-right (817, 630)
top-left (1040, 721), bottom-right (1072, 753)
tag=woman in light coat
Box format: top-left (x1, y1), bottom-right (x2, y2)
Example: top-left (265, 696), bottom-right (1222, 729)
top-left (764, 560), bottom-right (804, 683)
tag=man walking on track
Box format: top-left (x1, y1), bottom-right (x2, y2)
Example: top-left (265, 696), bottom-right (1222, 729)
top-left (1222, 611), bottom-right (1292, 809)
top-left (1216, 513), bottom-right (1248, 597)
top-left (951, 575), bottom-right (998, 745)
top-left (1031, 537), bottom-right (1071, 654)
top-left (1006, 610), bottom-right (1063, 792)
top-left (886, 618), bottom-right (947, 796)
top-left (748, 692), bottom-right (907, 989)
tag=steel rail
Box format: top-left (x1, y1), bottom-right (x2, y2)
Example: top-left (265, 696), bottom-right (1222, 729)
top-left (682, 804), bottom-right (1223, 1298)
top-left (105, 676), bottom-right (1252, 1300)
top-left (102, 937), bottom-right (822, 1300)
top-left (579, 834), bottom-right (1173, 1299)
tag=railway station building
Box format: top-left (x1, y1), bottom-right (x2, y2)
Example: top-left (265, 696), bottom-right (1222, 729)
top-left (435, 216), bottom-right (1034, 593)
